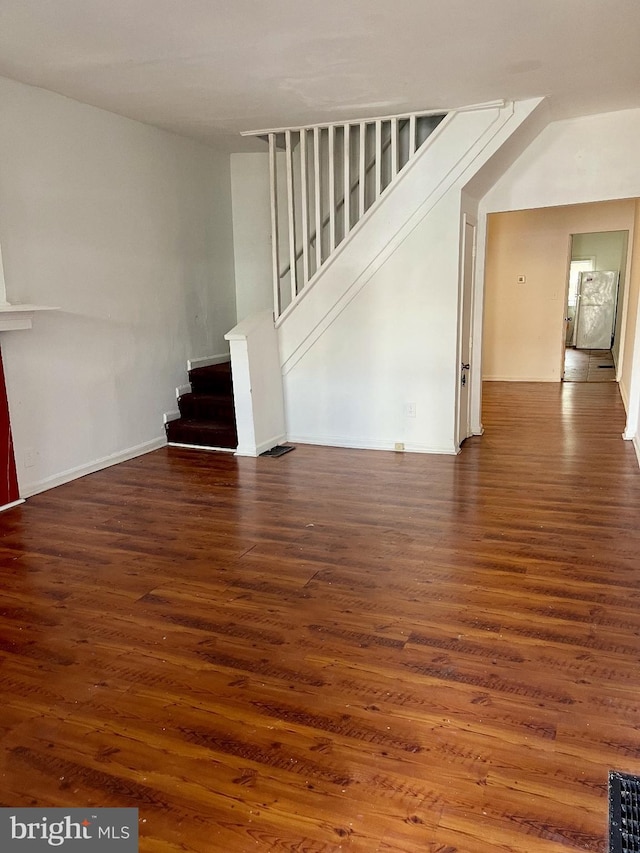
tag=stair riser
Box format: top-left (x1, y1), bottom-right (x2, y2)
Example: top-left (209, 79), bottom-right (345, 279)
top-left (166, 422), bottom-right (237, 449)
top-left (188, 364), bottom-right (233, 397)
top-left (189, 379), bottom-right (233, 396)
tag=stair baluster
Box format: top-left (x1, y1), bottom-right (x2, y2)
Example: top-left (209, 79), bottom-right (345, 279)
top-left (244, 110), bottom-right (448, 320)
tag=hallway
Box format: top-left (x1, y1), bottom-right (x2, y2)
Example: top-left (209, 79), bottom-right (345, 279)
top-left (564, 347), bottom-right (616, 382)
top-left (0, 382), bottom-right (638, 851)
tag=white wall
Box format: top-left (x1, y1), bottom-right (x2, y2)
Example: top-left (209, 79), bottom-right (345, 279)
top-left (475, 106), bottom-right (640, 450)
top-left (483, 108), bottom-right (640, 211)
top-left (0, 75), bottom-right (236, 496)
top-left (230, 148), bottom-right (303, 320)
top-left (230, 153), bottom-right (272, 322)
top-left (285, 190), bottom-right (462, 453)
top-left (621, 200), bottom-right (640, 460)
top-left (571, 230), bottom-right (627, 272)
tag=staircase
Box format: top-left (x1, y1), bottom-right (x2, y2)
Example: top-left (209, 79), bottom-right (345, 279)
top-left (242, 110), bottom-right (447, 319)
top-left (165, 362), bottom-right (237, 451)
top-left (225, 98), bottom-right (547, 457)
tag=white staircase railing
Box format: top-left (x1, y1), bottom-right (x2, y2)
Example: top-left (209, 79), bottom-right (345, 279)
top-left (242, 110), bottom-right (447, 319)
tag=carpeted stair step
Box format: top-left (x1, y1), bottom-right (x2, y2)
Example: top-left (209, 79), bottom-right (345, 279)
top-left (166, 360), bottom-right (237, 451)
top-left (166, 418), bottom-right (237, 449)
top-left (189, 363), bottom-right (233, 396)
top-left (178, 392), bottom-right (235, 423)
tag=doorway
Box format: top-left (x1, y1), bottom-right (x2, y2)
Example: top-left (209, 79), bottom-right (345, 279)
top-left (562, 230), bottom-right (628, 382)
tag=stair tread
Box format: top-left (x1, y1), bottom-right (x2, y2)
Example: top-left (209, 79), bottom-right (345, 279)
top-left (178, 392), bottom-right (233, 403)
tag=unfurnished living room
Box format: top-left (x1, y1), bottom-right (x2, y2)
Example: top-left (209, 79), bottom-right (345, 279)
top-left (0, 2), bottom-right (640, 851)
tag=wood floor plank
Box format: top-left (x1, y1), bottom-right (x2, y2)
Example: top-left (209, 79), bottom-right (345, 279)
top-left (0, 381), bottom-right (638, 850)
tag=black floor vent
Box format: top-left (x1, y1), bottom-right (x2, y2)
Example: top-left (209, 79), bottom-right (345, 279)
top-left (260, 445), bottom-right (295, 458)
top-left (610, 771), bottom-right (640, 852)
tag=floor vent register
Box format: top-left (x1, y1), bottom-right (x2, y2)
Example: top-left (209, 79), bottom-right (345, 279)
top-left (260, 445), bottom-right (295, 458)
top-left (610, 771), bottom-right (640, 852)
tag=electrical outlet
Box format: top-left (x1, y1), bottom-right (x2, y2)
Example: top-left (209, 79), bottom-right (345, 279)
top-left (394, 442), bottom-right (405, 452)
top-left (24, 448), bottom-right (36, 468)
top-left (405, 402), bottom-right (416, 418)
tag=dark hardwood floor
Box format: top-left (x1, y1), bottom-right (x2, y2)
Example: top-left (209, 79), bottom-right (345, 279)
top-left (1, 381), bottom-right (639, 851)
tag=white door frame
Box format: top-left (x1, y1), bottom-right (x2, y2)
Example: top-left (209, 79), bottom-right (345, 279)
top-left (469, 212), bottom-right (487, 437)
top-left (456, 212), bottom-right (476, 448)
top-left (471, 209), bottom-right (638, 446)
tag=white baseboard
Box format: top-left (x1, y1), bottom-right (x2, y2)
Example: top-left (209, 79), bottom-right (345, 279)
top-left (167, 442), bottom-right (235, 454)
top-left (621, 428), bottom-right (640, 467)
top-left (619, 380), bottom-right (630, 413)
top-left (21, 436), bottom-right (167, 498)
top-left (163, 409), bottom-right (180, 424)
top-left (176, 384), bottom-right (191, 399)
top-left (483, 376), bottom-right (558, 382)
top-left (286, 434), bottom-right (458, 455)
top-left (235, 433), bottom-right (287, 458)
top-left (187, 352), bottom-right (230, 371)
top-left (0, 498), bottom-right (25, 513)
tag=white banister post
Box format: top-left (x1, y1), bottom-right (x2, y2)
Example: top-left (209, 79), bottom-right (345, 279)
top-left (313, 127), bottom-right (322, 271)
top-left (225, 312), bottom-right (286, 458)
top-left (285, 130), bottom-right (297, 302)
top-left (374, 120), bottom-right (382, 200)
top-left (328, 125), bottom-right (336, 252)
top-left (358, 122), bottom-right (366, 219)
top-left (343, 123), bottom-right (351, 235)
top-left (390, 117), bottom-right (399, 179)
top-left (409, 114), bottom-right (417, 156)
top-left (268, 133), bottom-right (281, 318)
top-left (300, 129), bottom-right (310, 287)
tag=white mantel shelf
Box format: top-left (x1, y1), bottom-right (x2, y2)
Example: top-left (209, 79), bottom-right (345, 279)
top-left (0, 303), bottom-right (58, 331)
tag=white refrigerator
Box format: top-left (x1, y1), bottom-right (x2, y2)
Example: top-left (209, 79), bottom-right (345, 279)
top-left (574, 270), bottom-right (619, 350)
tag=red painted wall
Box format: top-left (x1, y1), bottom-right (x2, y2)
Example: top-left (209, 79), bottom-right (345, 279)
top-left (0, 349), bottom-right (19, 507)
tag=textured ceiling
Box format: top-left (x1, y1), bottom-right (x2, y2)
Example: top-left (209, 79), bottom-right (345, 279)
top-left (0, 0), bottom-right (639, 149)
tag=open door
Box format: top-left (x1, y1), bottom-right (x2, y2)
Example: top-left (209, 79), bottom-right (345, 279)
top-left (457, 216), bottom-right (475, 448)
